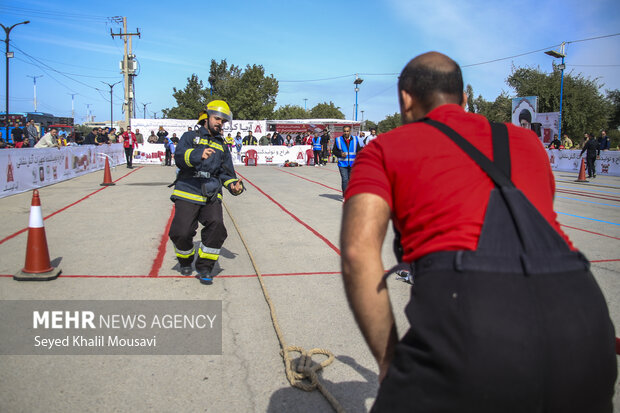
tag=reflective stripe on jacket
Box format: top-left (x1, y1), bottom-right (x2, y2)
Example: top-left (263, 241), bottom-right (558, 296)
top-left (336, 136), bottom-right (359, 167)
top-left (313, 136), bottom-right (322, 151)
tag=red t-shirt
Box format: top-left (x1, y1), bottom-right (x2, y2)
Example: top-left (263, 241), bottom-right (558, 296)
top-left (345, 104), bottom-right (573, 262)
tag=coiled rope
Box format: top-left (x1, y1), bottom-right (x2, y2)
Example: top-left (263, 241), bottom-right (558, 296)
top-left (223, 201), bottom-right (346, 413)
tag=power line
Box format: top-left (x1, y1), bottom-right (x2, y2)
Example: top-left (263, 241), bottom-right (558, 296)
top-left (0, 6), bottom-right (121, 23)
top-left (281, 33), bottom-right (620, 83)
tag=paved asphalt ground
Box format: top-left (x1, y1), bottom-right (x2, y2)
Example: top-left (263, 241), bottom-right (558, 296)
top-left (0, 162), bottom-right (618, 412)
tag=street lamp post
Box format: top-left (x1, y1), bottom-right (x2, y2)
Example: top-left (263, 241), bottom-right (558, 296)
top-left (545, 42), bottom-right (566, 140)
top-left (102, 80), bottom-right (122, 129)
top-left (354, 74), bottom-right (363, 121)
top-left (1, 20), bottom-right (30, 143)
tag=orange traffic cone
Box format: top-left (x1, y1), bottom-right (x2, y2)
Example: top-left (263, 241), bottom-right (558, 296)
top-left (575, 158), bottom-right (589, 182)
top-left (100, 156), bottom-right (115, 186)
top-left (14, 190), bottom-right (61, 281)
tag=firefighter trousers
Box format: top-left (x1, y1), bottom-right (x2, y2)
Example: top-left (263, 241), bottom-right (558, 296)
top-left (168, 198), bottom-right (227, 274)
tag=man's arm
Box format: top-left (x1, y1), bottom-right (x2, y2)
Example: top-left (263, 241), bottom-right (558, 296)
top-left (341, 192), bottom-right (397, 381)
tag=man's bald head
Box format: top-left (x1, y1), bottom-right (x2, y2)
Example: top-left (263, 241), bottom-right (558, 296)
top-left (398, 52), bottom-right (464, 116)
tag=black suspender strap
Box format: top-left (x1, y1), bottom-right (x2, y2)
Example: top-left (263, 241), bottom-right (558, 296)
top-left (423, 119), bottom-right (514, 188)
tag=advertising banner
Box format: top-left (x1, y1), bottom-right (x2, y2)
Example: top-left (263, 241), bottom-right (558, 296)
top-left (547, 149), bottom-right (620, 176)
top-left (130, 119), bottom-right (268, 142)
top-left (0, 144), bottom-right (125, 199)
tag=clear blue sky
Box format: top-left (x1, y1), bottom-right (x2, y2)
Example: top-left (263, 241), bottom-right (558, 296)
top-left (2, 0), bottom-right (619, 125)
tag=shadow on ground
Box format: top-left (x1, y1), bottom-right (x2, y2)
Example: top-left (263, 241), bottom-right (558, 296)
top-left (267, 355), bottom-right (377, 413)
top-left (319, 194), bottom-right (343, 202)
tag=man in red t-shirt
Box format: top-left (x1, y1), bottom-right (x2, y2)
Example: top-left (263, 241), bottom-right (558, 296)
top-left (122, 126), bottom-right (138, 168)
top-left (340, 52), bottom-right (615, 412)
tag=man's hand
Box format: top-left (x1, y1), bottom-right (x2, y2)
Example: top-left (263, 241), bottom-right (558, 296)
top-left (229, 180), bottom-right (244, 195)
top-left (202, 148), bottom-right (215, 159)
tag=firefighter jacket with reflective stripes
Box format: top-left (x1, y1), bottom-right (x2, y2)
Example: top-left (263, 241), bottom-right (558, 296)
top-left (332, 135), bottom-right (361, 167)
top-left (171, 126), bottom-right (240, 205)
top-left (313, 136), bottom-right (322, 151)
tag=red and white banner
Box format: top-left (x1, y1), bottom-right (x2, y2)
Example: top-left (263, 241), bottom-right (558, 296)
top-left (0, 144), bottom-right (125, 199)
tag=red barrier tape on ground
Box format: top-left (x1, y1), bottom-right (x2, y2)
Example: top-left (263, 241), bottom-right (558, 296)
top-left (559, 225), bottom-right (620, 241)
top-left (237, 172), bottom-right (341, 255)
top-left (148, 205), bottom-right (175, 277)
top-left (0, 167), bottom-right (143, 246)
top-left (277, 169), bottom-right (342, 193)
top-left (0, 271), bottom-right (341, 279)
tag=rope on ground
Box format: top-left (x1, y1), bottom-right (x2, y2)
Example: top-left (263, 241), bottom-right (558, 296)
top-left (223, 201), bottom-right (346, 413)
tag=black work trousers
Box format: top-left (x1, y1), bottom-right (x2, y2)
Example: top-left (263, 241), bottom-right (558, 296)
top-left (586, 155), bottom-right (597, 177)
top-left (168, 199), bottom-right (227, 274)
top-left (124, 147), bottom-right (134, 168)
top-left (165, 148), bottom-right (172, 166)
top-left (313, 150), bottom-right (321, 166)
top-left (371, 263), bottom-right (616, 413)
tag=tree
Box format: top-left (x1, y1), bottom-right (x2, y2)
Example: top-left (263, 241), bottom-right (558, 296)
top-left (163, 60), bottom-right (279, 120)
top-left (309, 101), bottom-right (345, 119)
top-left (606, 89), bottom-right (620, 130)
top-left (364, 120), bottom-right (378, 131)
top-left (506, 64), bottom-right (610, 138)
top-left (466, 84), bottom-right (476, 113)
top-left (208, 60), bottom-right (278, 120)
top-left (473, 92), bottom-right (511, 123)
top-left (378, 113), bottom-right (402, 133)
top-left (162, 74), bottom-right (209, 119)
top-left (272, 105), bottom-right (309, 120)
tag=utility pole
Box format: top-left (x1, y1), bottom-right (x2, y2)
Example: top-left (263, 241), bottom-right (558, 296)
top-left (68, 93), bottom-right (77, 120)
top-left (26, 75), bottom-right (43, 112)
top-left (85, 103), bottom-right (91, 123)
top-left (303, 98), bottom-right (308, 111)
top-left (110, 17), bottom-right (140, 125)
top-left (2, 20), bottom-right (30, 143)
top-left (153, 111), bottom-right (157, 119)
top-left (102, 80), bottom-right (121, 129)
top-left (141, 102), bottom-right (150, 119)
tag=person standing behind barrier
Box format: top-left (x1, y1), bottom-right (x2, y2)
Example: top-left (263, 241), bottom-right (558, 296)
top-left (122, 127), bottom-right (138, 168)
top-left (164, 134), bottom-right (174, 166)
top-left (26, 120), bottom-right (39, 146)
top-left (168, 100), bottom-right (244, 284)
top-left (561, 133), bottom-right (572, 149)
top-left (598, 130), bottom-right (610, 151)
top-left (243, 131), bottom-right (257, 145)
top-left (320, 130), bottom-right (330, 165)
top-left (225, 133), bottom-right (234, 151)
top-left (271, 131), bottom-right (284, 146)
top-left (157, 126), bottom-right (168, 144)
top-left (331, 125), bottom-right (361, 190)
top-left (580, 133), bottom-right (600, 178)
top-left (340, 51), bottom-right (616, 413)
top-left (312, 133), bottom-right (322, 167)
top-left (147, 130), bottom-right (158, 143)
top-left (259, 133), bottom-right (271, 146)
top-left (34, 128), bottom-right (60, 149)
top-left (234, 132), bottom-right (243, 159)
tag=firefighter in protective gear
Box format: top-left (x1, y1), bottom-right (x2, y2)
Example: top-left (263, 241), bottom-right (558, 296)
top-left (168, 100), bottom-right (244, 284)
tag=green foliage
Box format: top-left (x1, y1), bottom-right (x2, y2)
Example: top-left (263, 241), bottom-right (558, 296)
top-left (466, 84), bottom-right (476, 113)
top-left (473, 92), bottom-right (511, 123)
top-left (163, 60), bottom-right (279, 120)
top-left (162, 74), bottom-right (208, 119)
top-left (364, 120), bottom-right (378, 131)
top-left (606, 89), bottom-right (620, 130)
top-left (378, 113), bottom-right (402, 133)
top-left (506, 64), bottom-right (610, 138)
top-left (272, 105), bottom-right (309, 120)
top-left (309, 101), bottom-right (345, 119)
